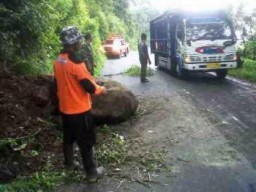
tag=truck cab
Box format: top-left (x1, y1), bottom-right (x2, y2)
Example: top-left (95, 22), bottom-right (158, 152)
top-left (150, 11), bottom-right (237, 79)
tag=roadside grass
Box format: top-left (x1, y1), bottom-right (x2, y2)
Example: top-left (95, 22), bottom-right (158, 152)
top-left (96, 124), bottom-right (128, 166)
top-left (3, 167), bottom-right (85, 192)
top-left (229, 59), bottom-right (256, 82)
top-left (3, 124), bottom-right (119, 192)
top-left (125, 65), bottom-right (154, 77)
top-left (4, 123), bottom-right (165, 191)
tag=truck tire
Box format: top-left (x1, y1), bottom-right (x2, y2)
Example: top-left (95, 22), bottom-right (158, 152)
top-left (170, 58), bottom-right (177, 76)
top-left (216, 69), bottom-right (228, 79)
top-left (155, 54), bottom-right (159, 66)
top-left (176, 63), bottom-right (188, 79)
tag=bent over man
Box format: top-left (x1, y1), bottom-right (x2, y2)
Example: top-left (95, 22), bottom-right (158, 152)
top-left (53, 26), bottom-right (106, 182)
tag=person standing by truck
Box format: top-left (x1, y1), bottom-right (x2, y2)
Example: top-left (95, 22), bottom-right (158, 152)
top-left (138, 33), bottom-right (151, 83)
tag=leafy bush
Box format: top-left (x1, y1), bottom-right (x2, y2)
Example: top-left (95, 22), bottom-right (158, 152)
top-left (96, 133), bottom-right (127, 166)
top-left (244, 40), bottom-right (256, 60)
top-left (229, 59), bottom-right (256, 82)
top-left (0, 0), bottom-right (135, 75)
top-left (5, 170), bottom-right (84, 192)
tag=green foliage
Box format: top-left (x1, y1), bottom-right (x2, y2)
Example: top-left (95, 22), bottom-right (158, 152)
top-left (98, 124), bottom-right (113, 134)
top-left (139, 150), bottom-right (165, 172)
top-left (5, 170), bottom-right (84, 192)
top-left (229, 59), bottom-right (256, 82)
top-left (130, 1), bottom-right (160, 44)
top-left (0, 0), bottom-right (137, 75)
top-left (229, 5), bottom-right (256, 60)
top-left (0, 0), bottom-right (63, 74)
top-left (244, 40), bottom-right (256, 60)
top-left (125, 65), bottom-right (154, 77)
top-left (96, 133), bottom-right (127, 166)
top-left (5, 149), bottom-right (83, 192)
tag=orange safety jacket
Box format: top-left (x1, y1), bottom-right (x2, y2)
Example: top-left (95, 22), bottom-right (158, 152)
top-left (53, 53), bottom-right (104, 114)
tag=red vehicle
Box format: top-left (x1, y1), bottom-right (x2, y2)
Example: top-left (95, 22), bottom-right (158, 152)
top-left (103, 35), bottom-right (129, 58)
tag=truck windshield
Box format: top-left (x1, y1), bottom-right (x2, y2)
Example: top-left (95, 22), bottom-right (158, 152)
top-left (186, 18), bottom-right (233, 41)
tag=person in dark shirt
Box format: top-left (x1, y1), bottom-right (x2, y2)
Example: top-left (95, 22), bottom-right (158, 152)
top-left (80, 33), bottom-right (95, 75)
top-left (138, 33), bottom-right (151, 82)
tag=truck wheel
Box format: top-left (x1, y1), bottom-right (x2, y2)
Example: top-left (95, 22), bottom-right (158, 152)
top-left (216, 69), bottom-right (228, 79)
top-left (176, 63), bottom-right (188, 79)
top-left (155, 54), bottom-right (159, 66)
top-left (170, 61), bottom-right (177, 76)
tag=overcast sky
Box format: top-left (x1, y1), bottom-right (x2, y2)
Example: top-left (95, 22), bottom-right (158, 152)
top-left (149, 0), bottom-right (256, 13)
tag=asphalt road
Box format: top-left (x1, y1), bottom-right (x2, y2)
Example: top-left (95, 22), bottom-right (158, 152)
top-left (102, 51), bottom-right (256, 165)
top-left (57, 51), bottom-right (256, 192)
top-left (101, 51), bottom-right (256, 191)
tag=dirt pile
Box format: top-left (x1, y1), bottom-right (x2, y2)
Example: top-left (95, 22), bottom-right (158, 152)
top-left (0, 73), bottom-right (63, 182)
top-left (0, 73), bottom-right (140, 183)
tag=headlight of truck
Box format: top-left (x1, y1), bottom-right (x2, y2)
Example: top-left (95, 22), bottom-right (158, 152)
top-left (184, 55), bottom-right (201, 63)
top-left (184, 55), bottom-right (191, 63)
top-left (224, 54), bottom-right (236, 61)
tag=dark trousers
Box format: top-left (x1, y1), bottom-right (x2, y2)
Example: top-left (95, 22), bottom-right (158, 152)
top-left (61, 111), bottom-right (96, 174)
top-left (140, 61), bottom-right (147, 81)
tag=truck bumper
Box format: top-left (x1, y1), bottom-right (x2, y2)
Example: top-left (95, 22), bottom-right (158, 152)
top-left (183, 61), bottom-right (237, 71)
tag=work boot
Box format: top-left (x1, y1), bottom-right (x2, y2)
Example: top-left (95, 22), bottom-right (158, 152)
top-left (87, 166), bottom-right (105, 183)
top-left (63, 144), bottom-right (83, 171)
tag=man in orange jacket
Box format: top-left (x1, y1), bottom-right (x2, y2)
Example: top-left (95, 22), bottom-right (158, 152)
top-left (53, 26), bottom-right (106, 182)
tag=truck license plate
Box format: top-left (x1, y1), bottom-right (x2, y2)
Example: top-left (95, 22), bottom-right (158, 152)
top-left (207, 63), bottom-right (220, 69)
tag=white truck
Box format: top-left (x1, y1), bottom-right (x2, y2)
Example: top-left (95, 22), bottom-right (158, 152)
top-left (150, 11), bottom-right (238, 79)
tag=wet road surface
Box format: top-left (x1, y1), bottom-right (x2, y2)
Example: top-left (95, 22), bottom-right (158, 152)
top-left (57, 51), bottom-right (256, 192)
top-left (102, 51), bottom-right (256, 166)
top-left (101, 51), bottom-right (256, 191)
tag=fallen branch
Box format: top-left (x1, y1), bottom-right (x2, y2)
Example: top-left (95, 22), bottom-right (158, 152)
top-left (147, 172), bottom-right (151, 181)
top-left (14, 128), bottom-right (41, 140)
top-left (0, 128), bottom-right (42, 145)
top-left (136, 167), bottom-right (142, 178)
top-left (135, 179), bottom-right (151, 189)
top-left (116, 179), bottom-right (125, 191)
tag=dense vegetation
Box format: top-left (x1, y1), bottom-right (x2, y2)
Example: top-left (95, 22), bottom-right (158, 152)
top-left (228, 4), bottom-right (256, 81)
top-left (0, 0), bottom-right (141, 76)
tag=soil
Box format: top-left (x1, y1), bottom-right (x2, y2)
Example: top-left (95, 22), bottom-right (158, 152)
top-left (0, 72), bottom-right (63, 176)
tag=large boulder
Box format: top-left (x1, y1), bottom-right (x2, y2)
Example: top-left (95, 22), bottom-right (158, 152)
top-left (31, 77), bottom-right (138, 123)
top-left (92, 79), bottom-right (138, 123)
